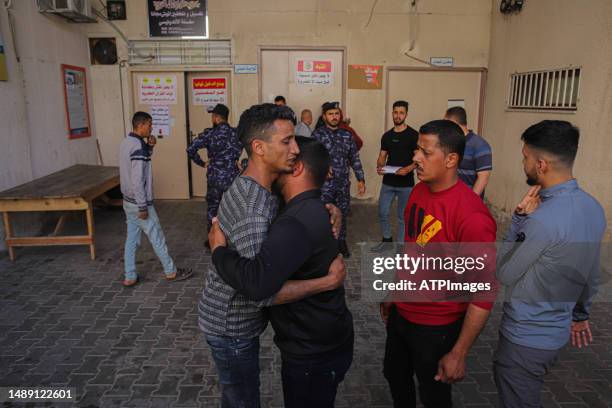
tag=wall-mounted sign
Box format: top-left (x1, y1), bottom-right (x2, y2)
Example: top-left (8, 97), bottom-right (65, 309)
top-left (139, 75), bottom-right (177, 105)
top-left (430, 57), bottom-right (454, 67)
top-left (348, 64), bottom-right (383, 89)
top-left (0, 22), bottom-right (7, 81)
top-left (234, 64), bottom-right (258, 74)
top-left (151, 106), bottom-right (170, 138)
top-left (296, 60), bottom-right (333, 86)
top-left (448, 99), bottom-right (465, 109)
top-left (192, 77), bottom-right (227, 107)
top-left (61, 64), bottom-right (91, 139)
top-left (147, 0), bottom-right (207, 38)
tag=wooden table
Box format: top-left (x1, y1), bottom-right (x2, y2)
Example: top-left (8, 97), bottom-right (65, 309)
top-left (0, 164), bottom-right (120, 261)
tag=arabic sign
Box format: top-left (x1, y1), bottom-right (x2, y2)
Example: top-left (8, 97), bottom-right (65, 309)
top-left (348, 64), bottom-right (383, 90)
top-left (151, 106), bottom-right (171, 137)
top-left (192, 77), bottom-right (227, 106)
top-left (139, 75), bottom-right (177, 105)
top-left (234, 64), bottom-right (258, 74)
top-left (430, 57), bottom-right (454, 67)
top-left (61, 64), bottom-right (91, 139)
top-left (148, 0), bottom-right (207, 38)
top-left (296, 60), bottom-right (333, 86)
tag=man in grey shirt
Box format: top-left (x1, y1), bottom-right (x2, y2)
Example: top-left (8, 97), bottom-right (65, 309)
top-left (295, 109), bottom-right (313, 138)
top-left (198, 103), bottom-right (344, 407)
top-left (494, 120), bottom-right (606, 408)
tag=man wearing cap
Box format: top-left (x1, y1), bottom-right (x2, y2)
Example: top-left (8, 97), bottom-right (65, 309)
top-left (312, 102), bottom-right (366, 258)
top-left (187, 104), bottom-right (243, 241)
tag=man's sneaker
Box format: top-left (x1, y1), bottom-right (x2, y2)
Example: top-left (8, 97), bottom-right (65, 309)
top-left (339, 240), bottom-right (351, 258)
top-left (165, 267), bottom-right (193, 282)
top-left (370, 238), bottom-right (393, 253)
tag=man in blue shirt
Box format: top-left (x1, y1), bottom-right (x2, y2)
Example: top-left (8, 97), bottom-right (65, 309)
top-left (494, 120), bottom-right (606, 408)
top-left (445, 107), bottom-right (492, 197)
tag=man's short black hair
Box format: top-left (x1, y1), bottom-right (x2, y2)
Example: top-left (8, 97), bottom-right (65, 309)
top-left (521, 120), bottom-right (579, 167)
top-left (392, 100), bottom-right (409, 110)
top-left (419, 119), bottom-right (466, 163)
top-left (274, 95), bottom-right (286, 104)
top-left (295, 136), bottom-right (330, 188)
top-left (445, 106), bottom-right (468, 126)
top-left (237, 103), bottom-right (296, 156)
top-left (132, 111), bottom-right (152, 129)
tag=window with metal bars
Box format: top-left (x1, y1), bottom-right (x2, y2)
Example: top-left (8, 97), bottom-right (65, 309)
top-left (507, 67), bottom-right (580, 111)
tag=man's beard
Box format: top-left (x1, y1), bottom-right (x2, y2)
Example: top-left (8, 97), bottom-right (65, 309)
top-left (326, 120), bottom-right (339, 128)
top-left (393, 119), bottom-right (404, 126)
top-left (526, 173), bottom-right (538, 186)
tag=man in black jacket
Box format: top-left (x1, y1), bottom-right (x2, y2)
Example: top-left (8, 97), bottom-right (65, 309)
top-left (209, 136), bottom-right (354, 408)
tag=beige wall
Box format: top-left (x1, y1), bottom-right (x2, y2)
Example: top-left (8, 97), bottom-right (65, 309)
top-left (82, 0), bottom-right (492, 197)
top-left (0, 1), bottom-right (98, 250)
top-left (482, 0), bottom-right (612, 237)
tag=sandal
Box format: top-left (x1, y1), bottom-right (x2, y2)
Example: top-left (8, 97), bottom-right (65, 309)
top-left (122, 276), bottom-right (139, 287)
top-left (165, 267), bottom-right (193, 282)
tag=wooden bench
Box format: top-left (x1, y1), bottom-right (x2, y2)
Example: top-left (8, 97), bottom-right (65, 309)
top-left (0, 164), bottom-right (120, 261)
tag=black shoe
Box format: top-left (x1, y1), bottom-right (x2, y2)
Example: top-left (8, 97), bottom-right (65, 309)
top-left (339, 240), bottom-right (351, 258)
top-left (204, 240), bottom-right (211, 250)
top-left (370, 237), bottom-right (393, 253)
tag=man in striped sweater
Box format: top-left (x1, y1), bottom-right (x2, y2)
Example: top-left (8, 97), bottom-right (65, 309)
top-left (119, 111), bottom-right (192, 287)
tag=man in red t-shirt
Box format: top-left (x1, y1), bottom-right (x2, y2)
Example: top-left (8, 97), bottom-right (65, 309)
top-left (380, 119), bottom-right (496, 408)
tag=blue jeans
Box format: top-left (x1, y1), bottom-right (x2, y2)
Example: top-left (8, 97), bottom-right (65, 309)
top-left (206, 335), bottom-right (261, 408)
top-left (123, 202), bottom-right (176, 281)
top-left (378, 184), bottom-right (412, 242)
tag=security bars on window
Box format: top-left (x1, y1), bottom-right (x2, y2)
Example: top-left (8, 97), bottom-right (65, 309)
top-left (507, 67), bottom-right (580, 111)
top-left (128, 40), bottom-right (232, 66)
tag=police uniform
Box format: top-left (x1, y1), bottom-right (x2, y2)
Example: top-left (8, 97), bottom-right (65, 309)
top-left (187, 121), bottom-right (242, 230)
top-left (312, 105), bottom-right (365, 247)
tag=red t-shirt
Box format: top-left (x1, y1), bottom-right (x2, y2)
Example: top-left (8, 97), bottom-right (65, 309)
top-left (394, 180), bottom-right (496, 326)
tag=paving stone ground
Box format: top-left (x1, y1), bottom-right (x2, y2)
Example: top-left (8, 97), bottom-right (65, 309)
top-left (0, 200), bottom-right (610, 407)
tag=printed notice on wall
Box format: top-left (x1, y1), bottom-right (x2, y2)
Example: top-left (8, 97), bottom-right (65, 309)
top-left (148, 0), bottom-right (207, 38)
top-left (139, 75), bottom-right (177, 105)
top-left (192, 77), bottom-right (227, 107)
top-left (61, 64), bottom-right (91, 139)
top-left (151, 106), bottom-right (171, 138)
top-left (296, 60), bottom-right (333, 86)
top-left (0, 22), bottom-right (7, 81)
top-left (348, 65), bottom-right (383, 90)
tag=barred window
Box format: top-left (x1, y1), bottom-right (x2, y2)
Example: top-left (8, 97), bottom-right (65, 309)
top-left (507, 67), bottom-right (580, 111)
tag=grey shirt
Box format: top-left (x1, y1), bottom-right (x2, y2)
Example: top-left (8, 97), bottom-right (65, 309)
top-left (198, 175), bottom-right (277, 338)
top-left (497, 179), bottom-right (606, 350)
top-left (295, 122), bottom-right (313, 138)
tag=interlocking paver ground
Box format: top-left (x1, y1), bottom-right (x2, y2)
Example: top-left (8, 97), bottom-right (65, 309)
top-left (0, 200), bottom-right (610, 407)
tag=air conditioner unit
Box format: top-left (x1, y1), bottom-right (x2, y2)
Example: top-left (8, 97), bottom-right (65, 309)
top-left (37, 0), bottom-right (97, 23)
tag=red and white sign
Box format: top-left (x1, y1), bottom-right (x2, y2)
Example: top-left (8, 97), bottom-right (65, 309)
top-left (296, 60), bottom-right (333, 86)
top-left (192, 77), bottom-right (228, 106)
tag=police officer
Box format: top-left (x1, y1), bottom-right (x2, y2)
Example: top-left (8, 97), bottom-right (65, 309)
top-left (312, 101), bottom-right (366, 258)
top-left (186, 104), bottom-right (242, 243)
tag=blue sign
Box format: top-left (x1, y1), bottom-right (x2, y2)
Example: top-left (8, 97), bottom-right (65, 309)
top-left (234, 64), bottom-right (258, 74)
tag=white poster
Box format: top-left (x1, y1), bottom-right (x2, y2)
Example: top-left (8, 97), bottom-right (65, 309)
top-left (296, 60), bottom-right (333, 86)
top-left (151, 106), bottom-right (170, 137)
top-left (192, 77), bottom-right (228, 107)
top-left (139, 75), bottom-right (177, 105)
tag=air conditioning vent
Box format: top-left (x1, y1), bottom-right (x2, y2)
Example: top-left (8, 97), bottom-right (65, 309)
top-left (37, 0), bottom-right (96, 23)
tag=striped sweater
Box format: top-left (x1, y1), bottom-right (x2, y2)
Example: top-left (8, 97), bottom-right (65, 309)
top-left (119, 133), bottom-right (154, 211)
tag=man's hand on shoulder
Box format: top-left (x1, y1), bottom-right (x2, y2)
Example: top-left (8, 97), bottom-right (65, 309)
top-left (208, 217), bottom-right (227, 252)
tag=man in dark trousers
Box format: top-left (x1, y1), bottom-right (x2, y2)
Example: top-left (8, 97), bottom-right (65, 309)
top-left (186, 103), bottom-right (242, 240)
top-left (209, 136), bottom-right (353, 408)
top-left (312, 101), bottom-right (366, 258)
top-left (381, 120), bottom-right (496, 407)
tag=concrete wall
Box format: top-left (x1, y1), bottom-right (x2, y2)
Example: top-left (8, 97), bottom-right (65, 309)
top-left (83, 0), bottom-right (492, 197)
top-left (482, 0), bottom-right (612, 237)
top-left (0, 1), bottom-right (98, 251)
